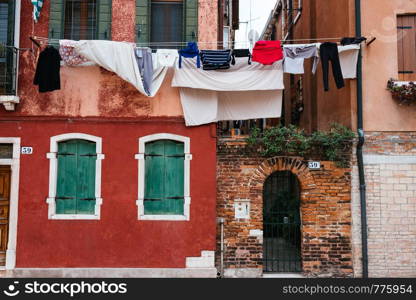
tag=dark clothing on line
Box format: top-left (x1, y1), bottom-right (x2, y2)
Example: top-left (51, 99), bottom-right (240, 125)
top-left (33, 46), bottom-right (61, 93)
top-left (232, 49), bottom-right (252, 65)
top-left (320, 42), bottom-right (345, 91)
top-left (200, 50), bottom-right (232, 70)
top-left (340, 37), bottom-right (367, 46)
top-left (178, 42), bottom-right (201, 68)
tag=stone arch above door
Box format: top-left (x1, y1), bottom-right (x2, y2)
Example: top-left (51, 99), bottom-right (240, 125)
top-left (248, 157), bottom-right (317, 193)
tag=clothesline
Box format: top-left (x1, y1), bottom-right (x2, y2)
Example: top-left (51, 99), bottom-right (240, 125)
top-left (30, 35), bottom-right (365, 47)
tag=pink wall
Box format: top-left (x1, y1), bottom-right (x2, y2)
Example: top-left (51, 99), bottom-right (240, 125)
top-left (0, 0), bottom-right (218, 118)
top-left (362, 0), bottom-right (416, 131)
top-left (0, 120), bottom-right (217, 268)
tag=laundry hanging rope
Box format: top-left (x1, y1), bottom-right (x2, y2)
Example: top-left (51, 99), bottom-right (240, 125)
top-left (30, 35), bottom-right (366, 49)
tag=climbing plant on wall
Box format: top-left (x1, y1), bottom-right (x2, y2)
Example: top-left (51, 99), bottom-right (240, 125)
top-left (246, 123), bottom-right (355, 168)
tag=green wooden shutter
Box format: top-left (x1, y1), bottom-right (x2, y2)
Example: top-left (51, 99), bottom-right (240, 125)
top-left (164, 141), bottom-right (184, 215)
top-left (56, 140), bottom-right (96, 215)
top-left (136, 0), bottom-right (150, 43)
top-left (6, 0), bottom-right (15, 45)
top-left (97, 0), bottom-right (112, 40)
top-left (49, 0), bottom-right (64, 39)
top-left (76, 141), bottom-right (96, 214)
top-left (144, 140), bottom-right (184, 215)
top-left (184, 0), bottom-right (198, 42)
top-left (56, 140), bottom-right (78, 214)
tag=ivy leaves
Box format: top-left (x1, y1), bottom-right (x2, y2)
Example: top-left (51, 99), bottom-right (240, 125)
top-left (246, 123), bottom-right (355, 168)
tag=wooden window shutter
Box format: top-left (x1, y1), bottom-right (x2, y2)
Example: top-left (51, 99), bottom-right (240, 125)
top-left (97, 0), bottom-right (112, 40)
top-left (6, 0), bottom-right (15, 45)
top-left (164, 140), bottom-right (185, 215)
top-left (56, 140), bottom-right (78, 214)
top-left (56, 140), bottom-right (96, 215)
top-left (232, 0), bottom-right (239, 30)
top-left (397, 15), bottom-right (416, 81)
top-left (184, 0), bottom-right (198, 42)
top-left (136, 0), bottom-right (150, 43)
top-left (76, 141), bottom-right (96, 214)
top-left (49, 0), bottom-right (64, 39)
top-left (144, 140), bottom-right (184, 215)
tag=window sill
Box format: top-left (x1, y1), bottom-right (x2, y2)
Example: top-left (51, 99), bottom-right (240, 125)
top-left (138, 214), bottom-right (189, 221)
top-left (0, 95), bottom-right (19, 111)
top-left (49, 214), bottom-right (100, 220)
top-left (392, 81), bottom-right (415, 86)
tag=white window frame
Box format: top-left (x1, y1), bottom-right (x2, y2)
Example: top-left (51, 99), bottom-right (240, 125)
top-left (46, 133), bottom-right (105, 220)
top-left (135, 133), bottom-right (192, 221)
top-left (0, 137), bottom-right (20, 270)
top-left (0, 0), bottom-right (21, 111)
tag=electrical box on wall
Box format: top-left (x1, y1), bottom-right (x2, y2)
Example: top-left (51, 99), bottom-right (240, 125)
top-left (234, 199), bottom-right (250, 219)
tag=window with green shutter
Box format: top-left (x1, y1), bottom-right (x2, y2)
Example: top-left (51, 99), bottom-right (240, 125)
top-left (144, 140), bottom-right (185, 215)
top-left (56, 139), bottom-right (96, 215)
top-left (136, 0), bottom-right (198, 47)
top-left (49, 0), bottom-right (112, 40)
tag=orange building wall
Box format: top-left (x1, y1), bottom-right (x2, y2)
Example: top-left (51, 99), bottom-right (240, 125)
top-left (274, 0), bottom-right (357, 132)
top-left (361, 0), bottom-right (416, 131)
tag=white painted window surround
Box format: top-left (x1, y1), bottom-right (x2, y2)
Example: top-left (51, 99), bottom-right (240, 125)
top-left (46, 133), bottom-right (105, 220)
top-left (0, 0), bottom-right (21, 111)
top-left (0, 137), bottom-right (20, 270)
top-left (135, 133), bottom-right (192, 221)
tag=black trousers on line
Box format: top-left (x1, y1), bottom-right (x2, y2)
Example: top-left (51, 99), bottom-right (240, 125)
top-left (320, 42), bottom-right (345, 91)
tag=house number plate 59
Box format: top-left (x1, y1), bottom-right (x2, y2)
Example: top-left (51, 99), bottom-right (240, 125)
top-left (308, 161), bottom-right (321, 170)
top-left (21, 147), bottom-right (33, 155)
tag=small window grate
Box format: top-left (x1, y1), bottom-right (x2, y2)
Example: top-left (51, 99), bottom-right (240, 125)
top-left (0, 143), bottom-right (13, 159)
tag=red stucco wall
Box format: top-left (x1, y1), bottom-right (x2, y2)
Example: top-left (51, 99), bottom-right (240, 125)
top-left (0, 120), bottom-right (217, 268)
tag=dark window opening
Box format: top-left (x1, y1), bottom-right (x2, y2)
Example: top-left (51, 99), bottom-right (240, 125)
top-left (151, 1), bottom-right (183, 48)
top-left (0, 0), bottom-right (16, 96)
top-left (64, 0), bottom-right (98, 40)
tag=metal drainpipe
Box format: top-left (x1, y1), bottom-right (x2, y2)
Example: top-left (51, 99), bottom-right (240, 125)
top-left (218, 217), bottom-right (225, 277)
top-left (355, 0), bottom-right (369, 278)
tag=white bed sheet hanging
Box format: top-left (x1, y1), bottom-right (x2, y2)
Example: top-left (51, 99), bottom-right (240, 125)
top-left (179, 88), bottom-right (283, 127)
top-left (174, 56), bottom-right (284, 126)
top-left (172, 57), bottom-right (284, 91)
top-left (74, 40), bottom-right (168, 97)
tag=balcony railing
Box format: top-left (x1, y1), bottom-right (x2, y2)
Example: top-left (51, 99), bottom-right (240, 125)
top-left (0, 43), bottom-right (18, 96)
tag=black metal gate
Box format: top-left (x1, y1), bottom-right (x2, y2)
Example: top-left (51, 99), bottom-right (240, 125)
top-left (263, 171), bottom-right (302, 273)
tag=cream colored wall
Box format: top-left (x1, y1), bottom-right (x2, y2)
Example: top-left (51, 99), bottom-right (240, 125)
top-left (362, 0), bottom-right (416, 131)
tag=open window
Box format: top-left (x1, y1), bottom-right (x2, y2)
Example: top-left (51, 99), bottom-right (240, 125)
top-left (49, 0), bottom-right (112, 40)
top-left (0, 0), bottom-right (20, 111)
top-left (136, 0), bottom-right (198, 48)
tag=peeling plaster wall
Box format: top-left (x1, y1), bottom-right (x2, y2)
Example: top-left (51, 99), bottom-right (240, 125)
top-left (1, 0), bottom-right (218, 118)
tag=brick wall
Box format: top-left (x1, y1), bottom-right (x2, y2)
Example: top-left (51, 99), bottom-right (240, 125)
top-left (351, 132), bottom-right (416, 277)
top-left (217, 139), bottom-right (353, 277)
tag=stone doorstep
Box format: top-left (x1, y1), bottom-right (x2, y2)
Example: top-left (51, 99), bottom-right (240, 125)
top-left (262, 273), bottom-right (305, 278)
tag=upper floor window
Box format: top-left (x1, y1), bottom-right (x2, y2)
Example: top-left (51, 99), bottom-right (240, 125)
top-left (0, 0), bottom-right (17, 97)
top-left (397, 14), bottom-right (416, 81)
top-left (47, 134), bottom-right (105, 220)
top-left (49, 0), bottom-right (112, 40)
top-left (64, 0), bottom-right (97, 40)
top-left (136, 0), bottom-right (198, 48)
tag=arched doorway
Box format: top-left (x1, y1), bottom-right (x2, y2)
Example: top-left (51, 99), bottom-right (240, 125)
top-left (263, 171), bottom-right (302, 273)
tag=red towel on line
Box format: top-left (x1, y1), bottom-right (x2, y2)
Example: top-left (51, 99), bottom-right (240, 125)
top-left (252, 40), bottom-right (283, 65)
